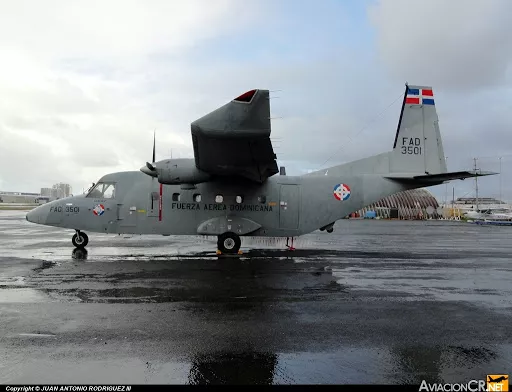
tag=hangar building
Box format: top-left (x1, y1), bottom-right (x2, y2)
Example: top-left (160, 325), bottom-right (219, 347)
top-left (351, 188), bottom-right (440, 219)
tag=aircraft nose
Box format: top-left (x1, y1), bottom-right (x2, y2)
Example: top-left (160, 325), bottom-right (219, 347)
top-left (26, 208), bottom-right (37, 223)
top-left (26, 204), bottom-right (48, 224)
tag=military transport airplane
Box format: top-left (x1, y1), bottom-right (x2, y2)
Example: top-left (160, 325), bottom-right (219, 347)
top-left (26, 84), bottom-right (495, 254)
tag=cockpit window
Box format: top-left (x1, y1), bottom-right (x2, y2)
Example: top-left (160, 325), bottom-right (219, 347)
top-left (86, 182), bottom-right (116, 199)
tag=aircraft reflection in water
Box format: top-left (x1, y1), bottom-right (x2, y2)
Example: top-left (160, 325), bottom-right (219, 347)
top-left (56, 246), bottom-right (503, 384)
top-left (72, 247), bottom-right (88, 260)
top-left (184, 346), bottom-right (501, 384)
top-left (184, 347), bottom-right (449, 384)
top-left (188, 352), bottom-right (278, 385)
top-left (26, 84), bottom-right (495, 254)
top-left (391, 346), bottom-right (444, 384)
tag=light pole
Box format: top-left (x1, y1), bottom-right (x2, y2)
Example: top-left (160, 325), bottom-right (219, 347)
top-left (444, 157), bottom-right (448, 206)
top-left (473, 158), bottom-right (479, 210)
top-left (499, 157), bottom-right (502, 204)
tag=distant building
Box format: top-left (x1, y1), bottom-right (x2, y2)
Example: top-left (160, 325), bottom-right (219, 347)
top-left (40, 187), bottom-right (53, 197)
top-left (36, 196), bottom-right (50, 204)
top-left (0, 191), bottom-right (39, 196)
top-left (0, 193), bottom-right (39, 204)
top-left (52, 183), bottom-right (72, 199)
top-left (0, 182), bottom-right (72, 204)
top-left (444, 196), bottom-right (511, 219)
top-left (0, 183), bottom-right (62, 203)
top-left (452, 197), bottom-right (505, 205)
top-left (349, 188), bottom-right (440, 220)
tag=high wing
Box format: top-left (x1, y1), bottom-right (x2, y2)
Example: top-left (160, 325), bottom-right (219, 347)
top-left (190, 89), bottom-right (279, 183)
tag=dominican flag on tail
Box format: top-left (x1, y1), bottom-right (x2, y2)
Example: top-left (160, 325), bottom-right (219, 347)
top-left (392, 83), bottom-right (443, 168)
top-left (405, 87), bottom-right (435, 105)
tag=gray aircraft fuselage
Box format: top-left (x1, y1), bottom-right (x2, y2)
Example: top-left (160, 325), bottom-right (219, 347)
top-left (26, 83), bottom-right (494, 248)
top-left (26, 170), bottom-right (411, 238)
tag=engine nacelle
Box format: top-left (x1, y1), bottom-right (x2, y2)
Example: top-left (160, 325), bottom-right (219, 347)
top-left (141, 158), bottom-right (211, 185)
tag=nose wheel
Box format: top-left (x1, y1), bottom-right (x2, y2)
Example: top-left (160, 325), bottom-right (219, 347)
top-left (72, 231), bottom-right (89, 248)
top-left (217, 232), bottom-right (241, 255)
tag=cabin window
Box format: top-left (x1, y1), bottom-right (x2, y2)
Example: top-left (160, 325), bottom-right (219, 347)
top-left (103, 184), bottom-right (115, 199)
top-left (193, 194), bottom-right (201, 202)
top-left (236, 195), bottom-right (243, 204)
top-left (86, 182), bottom-right (116, 199)
top-left (172, 193), bottom-right (180, 202)
top-left (215, 195), bottom-right (223, 203)
top-left (258, 195), bottom-right (266, 204)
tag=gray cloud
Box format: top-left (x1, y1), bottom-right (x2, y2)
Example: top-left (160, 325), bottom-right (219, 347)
top-left (0, 0), bottom-right (511, 204)
top-left (365, 0), bottom-right (512, 201)
top-left (368, 0), bottom-right (512, 91)
top-left (0, 0), bottom-right (266, 193)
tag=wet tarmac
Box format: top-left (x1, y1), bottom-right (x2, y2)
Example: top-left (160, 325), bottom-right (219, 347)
top-left (0, 210), bottom-right (511, 384)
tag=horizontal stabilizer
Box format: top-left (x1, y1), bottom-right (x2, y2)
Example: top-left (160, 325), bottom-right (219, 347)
top-left (386, 170), bottom-right (497, 184)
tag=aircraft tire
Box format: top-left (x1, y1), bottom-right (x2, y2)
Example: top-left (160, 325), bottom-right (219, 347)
top-left (217, 232), bottom-right (241, 254)
top-left (72, 232), bottom-right (89, 248)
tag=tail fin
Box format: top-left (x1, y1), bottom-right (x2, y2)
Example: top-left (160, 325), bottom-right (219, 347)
top-left (389, 84), bottom-right (447, 175)
top-left (304, 83), bottom-right (497, 183)
top-left (387, 84), bottom-right (496, 183)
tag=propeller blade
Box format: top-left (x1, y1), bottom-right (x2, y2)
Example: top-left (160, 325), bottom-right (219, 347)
top-left (140, 162), bottom-right (157, 177)
top-left (140, 130), bottom-right (157, 178)
top-left (152, 130), bottom-right (156, 163)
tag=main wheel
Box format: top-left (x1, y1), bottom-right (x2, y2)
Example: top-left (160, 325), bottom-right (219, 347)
top-left (72, 232), bottom-right (89, 248)
top-left (217, 232), bottom-right (241, 254)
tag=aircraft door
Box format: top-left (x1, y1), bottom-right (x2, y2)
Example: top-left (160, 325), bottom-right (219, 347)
top-left (118, 204), bottom-right (138, 228)
top-left (279, 184), bottom-right (300, 230)
top-left (147, 191), bottom-right (160, 218)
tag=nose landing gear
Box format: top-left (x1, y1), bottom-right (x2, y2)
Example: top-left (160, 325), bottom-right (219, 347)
top-left (72, 230), bottom-right (89, 248)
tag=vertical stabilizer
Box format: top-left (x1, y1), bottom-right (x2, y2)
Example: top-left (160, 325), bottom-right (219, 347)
top-left (389, 84), bottom-right (447, 174)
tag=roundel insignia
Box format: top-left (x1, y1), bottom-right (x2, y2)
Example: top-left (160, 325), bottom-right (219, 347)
top-left (333, 184), bottom-right (351, 201)
top-left (93, 204), bottom-right (105, 216)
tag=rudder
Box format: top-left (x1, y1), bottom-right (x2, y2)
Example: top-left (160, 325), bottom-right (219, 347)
top-left (390, 84), bottom-right (447, 175)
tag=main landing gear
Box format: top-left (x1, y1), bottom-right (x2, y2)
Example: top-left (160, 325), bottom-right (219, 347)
top-left (216, 232), bottom-right (242, 255)
top-left (286, 237), bottom-right (296, 251)
top-left (320, 222), bottom-right (334, 233)
top-left (72, 230), bottom-right (89, 248)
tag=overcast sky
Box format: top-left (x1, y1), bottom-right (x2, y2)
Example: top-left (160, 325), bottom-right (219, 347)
top-left (1, 0), bottom-right (511, 202)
